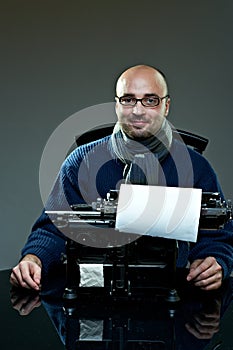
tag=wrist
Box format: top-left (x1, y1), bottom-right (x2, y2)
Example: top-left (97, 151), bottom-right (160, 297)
top-left (21, 254), bottom-right (42, 269)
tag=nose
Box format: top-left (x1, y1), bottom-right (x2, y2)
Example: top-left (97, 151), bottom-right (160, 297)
top-left (132, 100), bottom-right (146, 115)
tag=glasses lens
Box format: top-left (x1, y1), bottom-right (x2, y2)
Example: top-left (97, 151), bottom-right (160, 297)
top-left (142, 97), bottom-right (160, 107)
top-left (119, 97), bottom-right (136, 106)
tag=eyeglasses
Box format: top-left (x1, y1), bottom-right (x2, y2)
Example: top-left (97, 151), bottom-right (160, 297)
top-left (116, 94), bottom-right (169, 107)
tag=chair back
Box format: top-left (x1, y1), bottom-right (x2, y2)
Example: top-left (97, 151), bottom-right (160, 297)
top-left (75, 123), bottom-right (209, 154)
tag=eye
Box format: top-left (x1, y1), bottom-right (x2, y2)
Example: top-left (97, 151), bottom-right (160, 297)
top-left (144, 97), bottom-right (159, 106)
top-left (120, 97), bottom-right (135, 104)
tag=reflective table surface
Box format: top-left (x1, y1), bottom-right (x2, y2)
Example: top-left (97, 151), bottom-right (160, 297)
top-left (2, 268), bottom-right (233, 350)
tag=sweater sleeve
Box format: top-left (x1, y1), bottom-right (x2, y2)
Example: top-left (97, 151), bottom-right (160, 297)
top-left (20, 138), bottom-right (119, 276)
top-left (21, 149), bottom-right (86, 276)
top-left (189, 220), bottom-right (233, 279)
top-left (188, 152), bottom-right (233, 279)
top-left (21, 210), bottom-right (66, 276)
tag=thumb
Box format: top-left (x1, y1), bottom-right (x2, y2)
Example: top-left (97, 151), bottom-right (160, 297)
top-left (33, 269), bottom-right (41, 286)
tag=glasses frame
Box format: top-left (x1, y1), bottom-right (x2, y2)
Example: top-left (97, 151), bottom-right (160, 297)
top-left (116, 94), bottom-right (170, 107)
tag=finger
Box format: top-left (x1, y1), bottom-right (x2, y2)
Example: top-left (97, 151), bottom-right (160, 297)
top-left (189, 315), bottom-right (219, 333)
top-left (31, 268), bottom-right (41, 287)
top-left (20, 273), bottom-right (40, 290)
top-left (12, 297), bottom-right (27, 311)
top-left (194, 311), bottom-right (220, 323)
top-left (187, 257), bottom-right (216, 281)
top-left (187, 259), bottom-right (206, 281)
top-left (194, 314), bottom-right (220, 329)
top-left (191, 262), bottom-right (222, 283)
top-left (188, 276), bottom-right (222, 290)
top-left (190, 321), bottom-right (219, 334)
top-left (191, 267), bottom-right (216, 283)
top-left (195, 281), bottom-right (222, 291)
top-left (20, 262), bottom-right (42, 290)
top-left (185, 323), bottom-right (214, 340)
top-left (10, 269), bottom-right (30, 289)
top-left (189, 259), bottom-right (203, 270)
top-left (19, 296), bottom-right (41, 316)
top-left (12, 264), bottom-right (40, 290)
top-left (11, 293), bottom-right (32, 310)
top-left (10, 272), bottom-right (20, 288)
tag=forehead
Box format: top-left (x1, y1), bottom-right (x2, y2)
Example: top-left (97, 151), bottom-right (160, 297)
top-left (116, 69), bottom-right (166, 96)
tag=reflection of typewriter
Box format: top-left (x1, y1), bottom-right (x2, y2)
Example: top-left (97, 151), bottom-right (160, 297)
top-left (63, 294), bottom-right (181, 350)
top-left (46, 191), bottom-right (232, 301)
top-left (62, 284), bottom-right (226, 350)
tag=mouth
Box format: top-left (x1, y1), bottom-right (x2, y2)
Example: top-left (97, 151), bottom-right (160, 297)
top-left (130, 120), bottom-right (148, 128)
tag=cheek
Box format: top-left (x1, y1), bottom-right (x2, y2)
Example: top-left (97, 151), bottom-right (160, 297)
top-left (151, 107), bottom-right (166, 120)
top-left (150, 112), bottom-right (165, 128)
top-left (115, 104), bottom-right (123, 120)
top-left (116, 107), bottom-right (129, 121)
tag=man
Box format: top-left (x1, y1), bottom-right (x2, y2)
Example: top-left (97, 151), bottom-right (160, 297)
top-left (10, 65), bottom-right (233, 291)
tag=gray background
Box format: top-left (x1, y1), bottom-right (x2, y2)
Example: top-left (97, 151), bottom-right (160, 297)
top-left (1, 0), bottom-right (233, 270)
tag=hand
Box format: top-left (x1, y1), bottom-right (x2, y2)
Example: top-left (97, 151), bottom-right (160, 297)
top-left (10, 287), bottom-right (41, 316)
top-left (185, 298), bottom-right (221, 339)
top-left (10, 254), bottom-right (42, 291)
top-left (186, 257), bottom-right (222, 290)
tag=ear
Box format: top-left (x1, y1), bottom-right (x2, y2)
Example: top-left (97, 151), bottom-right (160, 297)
top-left (115, 98), bottom-right (118, 112)
top-left (115, 99), bottom-right (120, 118)
top-left (164, 97), bottom-right (171, 117)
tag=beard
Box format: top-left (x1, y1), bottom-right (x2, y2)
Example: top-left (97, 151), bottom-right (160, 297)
top-left (119, 116), bottom-right (164, 140)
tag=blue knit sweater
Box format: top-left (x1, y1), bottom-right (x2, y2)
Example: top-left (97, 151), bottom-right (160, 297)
top-left (22, 136), bottom-right (233, 278)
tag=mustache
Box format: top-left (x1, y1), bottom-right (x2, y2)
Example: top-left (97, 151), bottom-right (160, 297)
top-left (128, 117), bottom-right (149, 122)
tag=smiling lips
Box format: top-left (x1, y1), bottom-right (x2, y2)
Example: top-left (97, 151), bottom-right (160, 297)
top-left (130, 119), bottom-right (148, 128)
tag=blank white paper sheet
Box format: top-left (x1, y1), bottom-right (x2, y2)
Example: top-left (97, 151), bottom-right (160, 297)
top-left (115, 184), bottom-right (202, 242)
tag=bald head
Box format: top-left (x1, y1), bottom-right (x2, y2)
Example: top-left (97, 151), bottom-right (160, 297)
top-left (116, 65), bottom-right (169, 97)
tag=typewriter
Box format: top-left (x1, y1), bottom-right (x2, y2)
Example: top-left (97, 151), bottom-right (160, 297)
top-left (46, 190), bottom-right (232, 302)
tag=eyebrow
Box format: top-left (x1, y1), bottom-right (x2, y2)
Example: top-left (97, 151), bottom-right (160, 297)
top-left (121, 93), bottom-right (159, 97)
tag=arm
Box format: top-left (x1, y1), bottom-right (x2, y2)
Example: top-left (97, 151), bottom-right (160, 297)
top-left (187, 221), bottom-right (233, 290)
top-left (187, 151), bottom-right (233, 290)
top-left (9, 209), bottom-right (68, 290)
top-left (10, 149), bottom-right (87, 289)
